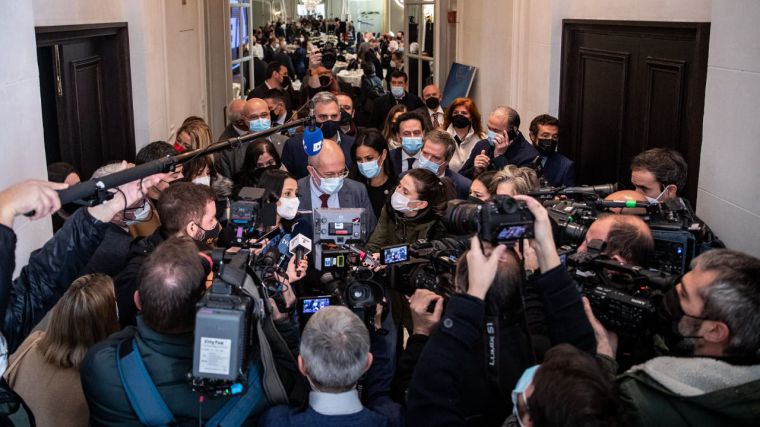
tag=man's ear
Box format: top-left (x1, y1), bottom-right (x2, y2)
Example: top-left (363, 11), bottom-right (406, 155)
top-left (364, 352), bottom-right (374, 374)
top-left (703, 320), bottom-right (730, 345)
top-left (133, 291), bottom-right (141, 310)
top-left (529, 132), bottom-right (537, 144)
top-left (666, 185), bottom-right (679, 199)
top-left (186, 221), bottom-right (198, 238)
top-left (298, 355), bottom-right (308, 377)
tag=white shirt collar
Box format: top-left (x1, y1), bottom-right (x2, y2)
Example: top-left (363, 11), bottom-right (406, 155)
top-left (428, 106), bottom-right (444, 116)
top-left (447, 124), bottom-right (475, 141)
top-left (401, 149), bottom-right (420, 161)
top-left (309, 176), bottom-right (339, 208)
top-left (309, 390), bottom-right (363, 416)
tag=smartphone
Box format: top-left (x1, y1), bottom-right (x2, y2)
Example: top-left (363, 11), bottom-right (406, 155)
top-left (381, 244), bottom-right (409, 265)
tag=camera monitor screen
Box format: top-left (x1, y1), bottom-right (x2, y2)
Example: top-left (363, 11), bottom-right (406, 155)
top-left (497, 225), bottom-right (528, 241)
top-left (301, 297), bottom-right (331, 314)
top-left (382, 245), bottom-right (409, 265)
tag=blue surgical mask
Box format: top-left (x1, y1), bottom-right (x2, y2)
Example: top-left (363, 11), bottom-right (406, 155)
top-left (249, 117), bottom-right (271, 133)
top-left (391, 86), bottom-right (405, 98)
top-left (358, 159), bottom-right (381, 179)
top-left (512, 364), bottom-right (539, 427)
top-left (401, 137), bottom-right (423, 155)
top-left (319, 176), bottom-right (344, 195)
top-left (416, 154), bottom-right (442, 175)
top-left (487, 130), bottom-right (499, 146)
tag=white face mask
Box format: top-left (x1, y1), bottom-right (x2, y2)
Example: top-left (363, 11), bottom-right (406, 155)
top-left (192, 175), bottom-right (211, 187)
top-left (277, 196), bottom-right (300, 220)
top-left (645, 185), bottom-right (671, 204)
top-left (125, 202), bottom-right (152, 226)
top-left (390, 190), bottom-right (419, 214)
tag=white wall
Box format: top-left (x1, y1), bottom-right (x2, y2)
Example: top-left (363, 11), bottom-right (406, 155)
top-left (696, 0), bottom-right (760, 256)
top-left (0, 0), bottom-right (55, 277)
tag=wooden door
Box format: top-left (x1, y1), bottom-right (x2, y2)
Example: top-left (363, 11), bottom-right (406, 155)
top-left (559, 20), bottom-right (710, 204)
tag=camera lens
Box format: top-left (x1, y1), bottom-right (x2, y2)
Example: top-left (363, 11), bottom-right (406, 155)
top-left (491, 195), bottom-right (519, 214)
top-left (560, 222), bottom-right (588, 246)
top-left (442, 200), bottom-right (481, 235)
top-left (344, 280), bottom-right (383, 309)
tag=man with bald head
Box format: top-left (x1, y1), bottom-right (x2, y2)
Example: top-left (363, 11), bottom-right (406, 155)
top-left (416, 84), bottom-right (445, 130)
top-left (578, 214), bottom-right (654, 266)
top-left (604, 189), bottom-right (649, 215)
top-left (218, 99), bottom-right (247, 141)
top-left (459, 106), bottom-right (539, 179)
top-left (216, 97), bottom-right (287, 177)
top-left (296, 138), bottom-right (376, 236)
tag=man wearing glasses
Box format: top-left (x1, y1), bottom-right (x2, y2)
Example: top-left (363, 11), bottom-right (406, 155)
top-left (281, 91), bottom-right (356, 179)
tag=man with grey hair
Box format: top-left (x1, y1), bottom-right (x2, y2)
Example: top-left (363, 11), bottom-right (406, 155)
top-left (281, 91), bottom-right (357, 179)
top-left (217, 98), bottom-right (247, 141)
top-left (587, 248), bottom-right (760, 426)
top-left (417, 129), bottom-right (472, 199)
top-left (259, 306), bottom-right (401, 426)
top-left (459, 106), bottom-right (539, 179)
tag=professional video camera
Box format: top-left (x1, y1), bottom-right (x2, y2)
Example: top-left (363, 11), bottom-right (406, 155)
top-left (191, 247), bottom-right (290, 397)
top-left (228, 187), bottom-right (278, 246)
top-left (443, 195), bottom-right (535, 244)
top-left (384, 238), bottom-right (469, 298)
top-left (543, 199), bottom-right (596, 246)
top-left (528, 183), bottom-right (618, 202)
top-left (567, 240), bottom-right (675, 339)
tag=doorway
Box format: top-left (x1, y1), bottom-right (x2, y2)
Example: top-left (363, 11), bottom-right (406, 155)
top-left (559, 20), bottom-right (710, 204)
top-left (36, 23), bottom-right (136, 179)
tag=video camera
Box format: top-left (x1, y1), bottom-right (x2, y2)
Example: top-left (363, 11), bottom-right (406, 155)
top-left (228, 187), bottom-right (278, 246)
top-left (528, 183), bottom-right (618, 202)
top-left (385, 238), bottom-right (469, 298)
top-left (443, 195), bottom-right (535, 245)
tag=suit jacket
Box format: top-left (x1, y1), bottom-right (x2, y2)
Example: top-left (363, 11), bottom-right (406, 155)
top-left (253, 57), bottom-right (267, 88)
top-left (370, 92), bottom-right (425, 130)
top-left (389, 148), bottom-right (404, 177)
top-left (215, 134), bottom-right (289, 178)
top-left (541, 152), bottom-right (576, 187)
top-left (272, 51), bottom-right (296, 80)
top-left (296, 176), bottom-right (377, 240)
top-left (444, 169), bottom-right (473, 200)
top-left (459, 133), bottom-right (539, 179)
top-left (281, 132), bottom-right (356, 179)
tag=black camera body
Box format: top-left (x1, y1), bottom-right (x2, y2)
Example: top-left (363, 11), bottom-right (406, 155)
top-left (387, 238), bottom-right (468, 298)
top-left (544, 199), bottom-right (596, 246)
top-left (444, 195), bottom-right (534, 244)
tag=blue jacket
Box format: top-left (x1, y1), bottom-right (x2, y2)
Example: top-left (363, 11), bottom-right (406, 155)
top-left (459, 132), bottom-right (539, 179)
top-left (541, 152), bottom-right (576, 187)
top-left (281, 132), bottom-right (356, 180)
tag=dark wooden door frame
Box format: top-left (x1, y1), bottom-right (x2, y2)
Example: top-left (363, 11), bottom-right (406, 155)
top-left (36, 23), bottom-right (136, 173)
top-left (559, 19), bottom-right (710, 204)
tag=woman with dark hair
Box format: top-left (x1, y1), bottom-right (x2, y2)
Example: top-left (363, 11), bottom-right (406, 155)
top-left (367, 168), bottom-right (454, 252)
top-left (232, 139), bottom-right (282, 195)
top-left (382, 104), bottom-right (408, 149)
top-left (469, 169), bottom-right (497, 202)
top-left (4, 274), bottom-right (120, 427)
top-left (443, 97), bottom-right (486, 173)
top-left (349, 129), bottom-right (398, 218)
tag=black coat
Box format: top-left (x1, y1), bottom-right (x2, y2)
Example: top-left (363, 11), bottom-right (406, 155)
top-left (405, 265), bottom-right (596, 426)
top-left (370, 92), bottom-right (425, 130)
top-left (0, 208), bottom-right (109, 353)
top-left (459, 133), bottom-right (539, 179)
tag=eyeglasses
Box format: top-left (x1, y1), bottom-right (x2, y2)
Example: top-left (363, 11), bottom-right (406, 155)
top-left (315, 168), bottom-right (349, 179)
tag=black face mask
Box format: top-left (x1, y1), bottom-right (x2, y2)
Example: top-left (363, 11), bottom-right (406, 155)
top-left (655, 287), bottom-right (705, 355)
top-left (339, 110), bottom-right (353, 126)
top-left (318, 75), bottom-right (332, 88)
top-left (196, 222), bottom-right (222, 247)
top-left (319, 120), bottom-right (340, 139)
top-left (270, 110), bottom-right (279, 123)
top-left (536, 138), bottom-right (558, 155)
top-left (425, 97), bottom-right (440, 110)
top-left (282, 75), bottom-right (291, 88)
top-left (451, 114), bottom-right (471, 129)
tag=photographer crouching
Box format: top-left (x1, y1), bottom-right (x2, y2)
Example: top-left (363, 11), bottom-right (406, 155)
top-left (403, 195), bottom-right (597, 425)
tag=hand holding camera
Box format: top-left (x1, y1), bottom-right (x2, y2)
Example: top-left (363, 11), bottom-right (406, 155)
top-left (408, 289), bottom-right (444, 336)
top-left (513, 195), bottom-right (561, 273)
top-left (466, 235), bottom-right (507, 301)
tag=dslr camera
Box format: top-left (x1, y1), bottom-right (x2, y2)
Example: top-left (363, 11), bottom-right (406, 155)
top-left (443, 195), bottom-right (535, 244)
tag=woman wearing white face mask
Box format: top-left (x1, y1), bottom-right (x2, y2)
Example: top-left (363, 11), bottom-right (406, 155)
top-left (349, 130), bottom-right (398, 218)
top-left (367, 168), bottom-right (455, 253)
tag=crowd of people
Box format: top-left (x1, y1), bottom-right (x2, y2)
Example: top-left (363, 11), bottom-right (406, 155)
top-left (0, 16), bottom-right (758, 427)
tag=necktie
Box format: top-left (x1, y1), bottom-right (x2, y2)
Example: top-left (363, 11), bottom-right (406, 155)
top-left (406, 158), bottom-right (416, 171)
top-left (319, 194), bottom-right (330, 208)
top-left (432, 112), bottom-right (440, 129)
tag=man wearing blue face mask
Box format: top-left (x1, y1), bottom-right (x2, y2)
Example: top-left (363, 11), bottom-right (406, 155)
top-left (281, 91), bottom-right (356, 179)
top-left (296, 138), bottom-right (376, 239)
top-left (370, 70), bottom-right (424, 130)
top-left (414, 129), bottom-right (472, 200)
top-left (459, 106), bottom-right (539, 179)
top-left (388, 111), bottom-right (429, 175)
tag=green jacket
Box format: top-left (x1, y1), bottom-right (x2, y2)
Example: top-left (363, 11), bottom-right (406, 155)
top-left (367, 205), bottom-right (447, 252)
top-left (607, 355), bottom-right (760, 427)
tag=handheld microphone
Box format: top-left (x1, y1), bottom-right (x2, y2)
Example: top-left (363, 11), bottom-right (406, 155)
top-left (303, 125), bottom-right (324, 157)
top-left (289, 234), bottom-right (313, 277)
top-left (276, 234), bottom-right (293, 271)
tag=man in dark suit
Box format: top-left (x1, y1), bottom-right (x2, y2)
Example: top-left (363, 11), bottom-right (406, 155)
top-left (370, 70), bottom-right (425, 130)
top-left (459, 106), bottom-right (539, 179)
top-left (413, 84), bottom-right (444, 130)
top-left (528, 114), bottom-right (575, 187)
top-left (217, 99), bottom-right (248, 142)
top-left (296, 139), bottom-right (377, 239)
top-left (247, 61), bottom-right (296, 111)
top-left (388, 111), bottom-right (429, 176)
top-left (253, 56), bottom-right (268, 88)
top-left (416, 129), bottom-right (472, 200)
top-left (264, 88), bottom-right (293, 128)
top-left (272, 47), bottom-right (296, 81)
top-left (281, 91), bottom-right (356, 179)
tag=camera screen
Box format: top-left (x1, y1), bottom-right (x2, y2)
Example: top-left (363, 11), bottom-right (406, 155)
top-left (301, 297), bottom-right (331, 314)
top-left (382, 245), bottom-right (409, 264)
top-left (497, 225), bottom-right (527, 241)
